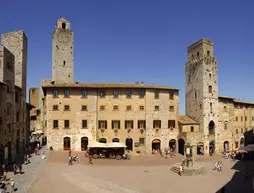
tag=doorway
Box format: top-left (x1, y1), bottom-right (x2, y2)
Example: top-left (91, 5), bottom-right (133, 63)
top-left (99, 138), bottom-right (107, 143)
top-left (112, 138), bottom-right (120, 142)
top-left (81, 137), bottom-right (88, 151)
top-left (152, 139), bottom-right (161, 151)
top-left (63, 137), bottom-right (71, 150)
top-left (178, 139), bottom-right (185, 155)
top-left (125, 138), bottom-right (133, 151)
top-left (223, 141), bottom-right (229, 152)
top-left (169, 139), bottom-right (176, 151)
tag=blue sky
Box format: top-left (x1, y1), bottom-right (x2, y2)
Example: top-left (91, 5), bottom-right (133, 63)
top-left (1, 0), bottom-right (254, 114)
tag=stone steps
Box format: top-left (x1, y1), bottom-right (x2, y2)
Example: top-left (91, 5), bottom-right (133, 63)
top-left (170, 165), bottom-right (206, 176)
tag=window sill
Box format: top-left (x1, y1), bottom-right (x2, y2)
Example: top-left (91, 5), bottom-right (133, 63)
top-left (52, 109), bottom-right (59, 111)
top-left (139, 97), bottom-right (145, 99)
top-left (64, 110), bottom-right (70, 111)
top-left (82, 127), bottom-right (88, 129)
top-left (64, 96), bottom-right (70, 98)
top-left (81, 97), bottom-right (88, 99)
top-left (126, 97), bottom-right (132, 99)
top-left (53, 128), bottom-right (59, 129)
top-left (81, 109), bottom-right (88, 111)
top-left (113, 97), bottom-right (119, 99)
top-left (53, 96), bottom-right (59, 98)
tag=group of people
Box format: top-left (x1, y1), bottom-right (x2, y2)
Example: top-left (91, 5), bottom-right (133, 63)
top-left (13, 163), bottom-right (23, 175)
top-left (0, 178), bottom-right (15, 193)
top-left (68, 150), bottom-right (80, 165)
top-left (213, 161), bottom-right (223, 171)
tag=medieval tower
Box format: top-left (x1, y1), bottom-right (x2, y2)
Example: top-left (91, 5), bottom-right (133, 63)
top-left (185, 39), bottom-right (219, 152)
top-left (52, 18), bottom-right (74, 82)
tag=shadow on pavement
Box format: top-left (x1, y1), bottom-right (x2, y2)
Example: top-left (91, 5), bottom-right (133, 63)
top-left (216, 160), bottom-right (253, 193)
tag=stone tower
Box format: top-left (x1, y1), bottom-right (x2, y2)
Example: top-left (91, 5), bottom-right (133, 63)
top-left (185, 39), bottom-right (219, 152)
top-left (52, 18), bottom-right (74, 82)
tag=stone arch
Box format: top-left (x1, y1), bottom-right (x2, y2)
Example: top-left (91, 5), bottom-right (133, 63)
top-left (208, 120), bottom-right (215, 135)
top-left (63, 137), bottom-right (71, 150)
top-left (178, 138), bottom-right (185, 155)
top-left (169, 139), bottom-right (176, 151)
top-left (62, 22), bottom-right (66, 29)
top-left (81, 137), bottom-right (88, 151)
top-left (152, 139), bottom-right (161, 151)
top-left (99, 138), bottom-right (107, 143)
top-left (223, 141), bottom-right (229, 152)
top-left (125, 138), bottom-right (133, 151)
top-left (112, 138), bottom-right (120, 142)
top-left (240, 137), bottom-right (244, 147)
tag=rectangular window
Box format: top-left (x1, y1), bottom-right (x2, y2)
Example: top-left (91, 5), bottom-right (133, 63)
top-left (53, 105), bottom-right (58, 111)
top-left (125, 120), bottom-right (133, 129)
top-left (191, 126), bottom-right (194, 132)
top-left (169, 92), bottom-right (174, 100)
top-left (154, 90), bottom-right (159, 99)
top-left (64, 120), bottom-right (70, 128)
top-left (98, 120), bottom-right (107, 129)
top-left (241, 128), bottom-right (243, 133)
top-left (100, 90), bottom-right (105, 98)
top-left (224, 122), bottom-right (227, 130)
top-left (113, 90), bottom-right (119, 98)
top-left (81, 89), bottom-right (87, 97)
top-left (112, 120), bottom-right (120, 129)
top-left (241, 116), bottom-right (243, 122)
top-left (82, 120), bottom-right (87, 128)
top-left (53, 120), bottom-right (58, 128)
top-left (138, 120), bottom-right (146, 129)
top-left (64, 105), bottom-right (70, 111)
top-left (139, 105), bottom-right (144, 111)
top-left (64, 89), bottom-right (70, 97)
top-left (126, 105), bottom-right (132, 111)
top-left (113, 105), bottom-right (119, 111)
top-left (100, 105), bottom-right (105, 111)
top-left (155, 106), bottom-right (160, 111)
top-left (236, 129), bottom-right (238, 134)
top-left (245, 116), bottom-right (247, 121)
top-left (8, 123), bottom-right (11, 133)
top-left (208, 86), bottom-right (212, 93)
top-left (153, 120), bottom-right (161, 128)
top-left (16, 112), bottom-right (19, 122)
top-left (139, 138), bottom-right (145, 146)
top-left (169, 106), bottom-right (175, 112)
top-left (139, 90), bottom-right (145, 98)
top-left (126, 90), bottom-right (132, 98)
top-left (81, 105), bottom-right (87, 111)
top-left (53, 89), bottom-right (58, 97)
top-left (168, 120), bottom-right (175, 128)
top-left (224, 106), bottom-right (227, 112)
top-left (235, 116), bottom-right (238, 121)
top-left (252, 116), bottom-right (254, 121)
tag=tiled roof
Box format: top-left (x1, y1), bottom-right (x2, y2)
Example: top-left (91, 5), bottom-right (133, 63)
top-left (178, 115), bottom-right (199, 125)
top-left (219, 96), bottom-right (254, 105)
top-left (41, 80), bottom-right (179, 91)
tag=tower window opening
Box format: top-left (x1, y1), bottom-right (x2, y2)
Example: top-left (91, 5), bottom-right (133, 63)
top-left (62, 22), bottom-right (66, 29)
top-left (197, 52), bottom-right (199, 57)
top-left (209, 73), bottom-right (212, 79)
top-left (192, 54), bottom-right (194, 59)
top-left (208, 85), bottom-right (212, 93)
top-left (210, 103), bottom-right (213, 113)
top-left (63, 61), bottom-right (66, 66)
top-left (207, 50), bottom-right (210, 56)
top-left (194, 91), bottom-right (197, 99)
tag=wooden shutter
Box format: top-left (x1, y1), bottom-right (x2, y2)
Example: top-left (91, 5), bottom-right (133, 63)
top-left (138, 121), bottom-right (140, 129)
top-left (105, 121), bottom-right (107, 129)
top-left (125, 121), bottom-right (127, 129)
top-left (131, 121), bottom-right (133, 129)
top-left (159, 120), bottom-right (161, 128)
top-left (118, 121), bottom-right (120, 129)
top-left (99, 121), bottom-right (101, 129)
top-left (144, 121), bottom-right (146, 129)
top-left (112, 120), bottom-right (114, 129)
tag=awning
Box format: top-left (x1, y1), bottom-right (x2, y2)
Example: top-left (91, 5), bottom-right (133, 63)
top-left (197, 142), bottom-right (204, 146)
top-left (88, 142), bottom-right (107, 148)
top-left (152, 139), bottom-right (160, 143)
top-left (107, 142), bottom-right (127, 148)
top-left (32, 130), bottom-right (44, 135)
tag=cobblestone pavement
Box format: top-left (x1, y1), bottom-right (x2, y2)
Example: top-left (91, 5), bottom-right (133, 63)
top-left (27, 151), bottom-right (253, 193)
top-left (5, 147), bottom-right (48, 193)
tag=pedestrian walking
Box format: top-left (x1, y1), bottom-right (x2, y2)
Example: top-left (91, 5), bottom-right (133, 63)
top-left (10, 179), bottom-right (15, 193)
top-left (13, 163), bottom-right (17, 175)
top-left (68, 156), bottom-right (72, 165)
top-left (18, 164), bottom-right (22, 174)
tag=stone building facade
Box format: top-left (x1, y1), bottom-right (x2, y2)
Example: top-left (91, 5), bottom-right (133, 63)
top-left (41, 81), bottom-right (179, 154)
top-left (37, 18), bottom-right (254, 155)
top-left (0, 30), bottom-right (28, 164)
top-left (183, 39), bottom-right (254, 155)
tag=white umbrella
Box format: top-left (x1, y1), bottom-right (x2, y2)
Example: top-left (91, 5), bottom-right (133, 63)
top-left (87, 142), bottom-right (107, 148)
top-left (107, 142), bottom-right (127, 148)
top-left (239, 144), bottom-right (254, 152)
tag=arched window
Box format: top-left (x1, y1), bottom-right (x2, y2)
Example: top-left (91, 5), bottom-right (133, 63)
top-left (210, 103), bottom-right (213, 113)
top-left (224, 122), bottom-right (228, 130)
top-left (63, 61), bottom-right (66, 66)
top-left (208, 86), bottom-right (212, 93)
top-left (207, 50), bottom-right (210, 56)
top-left (62, 22), bottom-right (66, 29)
top-left (194, 91), bottom-right (197, 99)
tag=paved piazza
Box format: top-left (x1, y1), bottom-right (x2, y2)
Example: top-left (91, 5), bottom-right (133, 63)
top-left (14, 151), bottom-right (251, 193)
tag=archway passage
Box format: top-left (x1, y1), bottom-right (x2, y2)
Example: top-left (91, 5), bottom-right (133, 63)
top-left (152, 139), bottom-right (161, 151)
top-left (209, 140), bottom-right (215, 154)
top-left (178, 139), bottom-right (185, 155)
top-left (240, 138), bottom-right (244, 147)
top-left (99, 138), bottom-right (107, 143)
top-left (197, 142), bottom-right (204, 155)
top-left (169, 139), bottom-right (176, 151)
top-left (125, 138), bottom-right (133, 151)
top-left (81, 137), bottom-right (88, 151)
top-left (223, 141), bottom-right (229, 152)
top-left (112, 138), bottom-right (119, 142)
top-left (63, 137), bottom-right (71, 151)
top-left (208, 120), bottom-right (215, 135)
